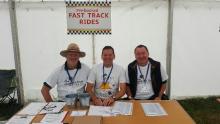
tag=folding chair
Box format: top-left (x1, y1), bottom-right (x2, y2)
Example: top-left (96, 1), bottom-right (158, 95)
top-left (0, 70), bottom-right (16, 103)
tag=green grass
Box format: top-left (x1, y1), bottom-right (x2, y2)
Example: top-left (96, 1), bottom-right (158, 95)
top-left (178, 96), bottom-right (220, 124)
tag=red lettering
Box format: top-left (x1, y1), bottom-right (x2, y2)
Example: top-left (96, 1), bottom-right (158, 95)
top-left (87, 13), bottom-right (109, 18)
top-left (79, 19), bottom-right (99, 25)
top-left (105, 13), bottom-right (108, 18)
top-left (69, 13), bottom-right (84, 18)
top-left (79, 19), bottom-right (84, 24)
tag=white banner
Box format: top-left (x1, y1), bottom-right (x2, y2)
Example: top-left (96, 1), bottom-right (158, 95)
top-left (66, 1), bottom-right (111, 35)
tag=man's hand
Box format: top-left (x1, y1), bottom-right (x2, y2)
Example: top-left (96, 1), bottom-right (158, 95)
top-left (128, 96), bottom-right (134, 100)
top-left (94, 98), bottom-right (103, 106)
top-left (102, 97), bottom-right (114, 106)
top-left (154, 97), bottom-right (161, 100)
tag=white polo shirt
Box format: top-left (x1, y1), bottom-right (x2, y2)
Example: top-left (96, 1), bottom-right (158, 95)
top-left (126, 62), bottom-right (168, 99)
top-left (44, 62), bottom-right (90, 101)
top-left (87, 63), bottom-right (126, 99)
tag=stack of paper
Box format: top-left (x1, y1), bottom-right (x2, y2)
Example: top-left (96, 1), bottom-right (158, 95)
top-left (71, 110), bottom-right (87, 116)
top-left (40, 111), bottom-right (67, 123)
top-left (39, 102), bottom-right (66, 114)
top-left (112, 101), bottom-right (133, 115)
top-left (141, 103), bottom-right (168, 116)
top-left (6, 115), bottom-right (35, 124)
top-left (88, 105), bottom-right (113, 116)
top-left (7, 102), bottom-right (48, 124)
top-left (88, 101), bottom-right (133, 116)
top-left (18, 102), bottom-right (47, 115)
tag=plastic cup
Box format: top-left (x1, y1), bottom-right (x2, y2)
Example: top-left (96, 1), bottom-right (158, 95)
top-left (65, 93), bottom-right (78, 109)
top-left (78, 93), bottom-right (90, 108)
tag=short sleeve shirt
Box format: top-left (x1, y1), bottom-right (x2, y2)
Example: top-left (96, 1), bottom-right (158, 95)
top-left (45, 62), bottom-right (90, 101)
top-left (87, 63), bottom-right (126, 99)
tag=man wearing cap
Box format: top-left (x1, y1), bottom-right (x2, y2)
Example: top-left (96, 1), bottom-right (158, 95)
top-left (41, 43), bottom-right (90, 102)
top-left (86, 46), bottom-right (126, 106)
top-left (126, 45), bottom-right (168, 100)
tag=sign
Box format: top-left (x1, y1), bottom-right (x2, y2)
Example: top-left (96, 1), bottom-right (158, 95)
top-left (66, 1), bottom-right (111, 35)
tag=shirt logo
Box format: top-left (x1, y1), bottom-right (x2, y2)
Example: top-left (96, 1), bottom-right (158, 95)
top-left (64, 79), bottom-right (84, 86)
top-left (100, 82), bottom-right (111, 89)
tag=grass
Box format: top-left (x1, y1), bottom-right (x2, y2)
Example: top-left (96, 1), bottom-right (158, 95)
top-left (178, 96), bottom-right (220, 124)
top-left (0, 97), bottom-right (220, 124)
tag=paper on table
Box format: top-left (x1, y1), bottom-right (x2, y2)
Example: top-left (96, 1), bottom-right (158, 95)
top-left (18, 102), bottom-right (47, 115)
top-left (71, 110), bottom-right (87, 116)
top-left (112, 101), bottom-right (133, 115)
top-left (32, 123), bottom-right (62, 124)
top-left (141, 103), bottom-right (168, 116)
top-left (40, 111), bottom-right (67, 123)
top-left (39, 102), bottom-right (66, 114)
top-left (6, 115), bottom-right (35, 124)
top-left (88, 105), bottom-right (114, 116)
top-left (88, 102), bottom-right (133, 116)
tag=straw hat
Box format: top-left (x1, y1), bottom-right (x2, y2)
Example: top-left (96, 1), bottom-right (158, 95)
top-left (60, 43), bottom-right (86, 57)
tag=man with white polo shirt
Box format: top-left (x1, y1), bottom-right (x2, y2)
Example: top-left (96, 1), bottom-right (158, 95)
top-left (41, 43), bottom-right (90, 102)
top-left (86, 46), bottom-right (126, 106)
top-left (126, 44), bottom-right (168, 100)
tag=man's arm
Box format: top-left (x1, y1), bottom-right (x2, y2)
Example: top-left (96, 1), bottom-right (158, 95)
top-left (86, 83), bottom-right (103, 106)
top-left (41, 85), bottom-right (53, 102)
top-left (155, 83), bottom-right (166, 100)
top-left (126, 84), bottom-right (133, 99)
top-left (156, 64), bottom-right (168, 100)
top-left (103, 83), bottom-right (126, 106)
top-left (114, 83), bottom-right (126, 100)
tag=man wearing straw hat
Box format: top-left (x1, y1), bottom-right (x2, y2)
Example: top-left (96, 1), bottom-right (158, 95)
top-left (41, 43), bottom-right (90, 102)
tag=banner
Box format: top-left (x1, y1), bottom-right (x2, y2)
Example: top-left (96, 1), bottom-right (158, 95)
top-left (66, 1), bottom-right (111, 35)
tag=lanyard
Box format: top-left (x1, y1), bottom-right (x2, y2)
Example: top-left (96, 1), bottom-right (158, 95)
top-left (102, 64), bottom-right (113, 83)
top-left (138, 63), bottom-right (150, 83)
top-left (65, 62), bottom-right (79, 85)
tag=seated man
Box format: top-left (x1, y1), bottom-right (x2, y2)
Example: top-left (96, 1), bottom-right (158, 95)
top-left (41, 43), bottom-right (90, 102)
top-left (126, 45), bottom-right (168, 100)
top-left (86, 46), bottom-right (126, 106)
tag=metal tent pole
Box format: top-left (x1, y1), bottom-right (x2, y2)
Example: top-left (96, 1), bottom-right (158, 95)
top-left (8, 0), bottom-right (25, 105)
top-left (166, 0), bottom-right (174, 99)
top-left (92, 34), bottom-right (96, 65)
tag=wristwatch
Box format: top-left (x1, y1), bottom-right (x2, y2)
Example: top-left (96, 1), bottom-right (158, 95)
top-left (128, 96), bottom-right (133, 100)
top-left (112, 96), bottom-right (117, 101)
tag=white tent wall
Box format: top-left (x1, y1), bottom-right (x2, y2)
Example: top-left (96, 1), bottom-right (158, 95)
top-left (14, 0), bottom-right (168, 101)
top-left (0, 2), bottom-right (15, 69)
top-left (171, 0), bottom-right (220, 98)
top-left (1, 0), bottom-right (220, 102)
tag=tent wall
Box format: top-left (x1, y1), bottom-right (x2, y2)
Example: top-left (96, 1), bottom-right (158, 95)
top-left (0, 2), bottom-right (15, 69)
top-left (171, 0), bottom-right (220, 98)
top-left (15, 1), bottom-right (168, 101)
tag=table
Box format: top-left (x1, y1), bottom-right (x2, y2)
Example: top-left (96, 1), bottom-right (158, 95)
top-left (31, 100), bottom-right (195, 124)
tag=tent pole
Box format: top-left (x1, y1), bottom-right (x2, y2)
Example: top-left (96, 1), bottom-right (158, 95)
top-left (166, 0), bottom-right (174, 99)
top-left (8, 0), bottom-right (25, 105)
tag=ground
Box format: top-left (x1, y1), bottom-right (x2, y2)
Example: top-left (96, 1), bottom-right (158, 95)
top-left (178, 96), bottom-right (220, 124)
